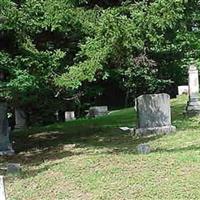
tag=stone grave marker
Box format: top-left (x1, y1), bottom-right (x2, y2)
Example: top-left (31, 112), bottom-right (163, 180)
top-left (178, 85), bottom-right (188, 95)
top-left (135, 93), bottom-right (176, 136)
top-left (0, 102), bottom-right (14, 155)
top-left (136, 143), bottom-right (151, 154)
top-left (0, 176), bottom-right (6, 200)
top-left (7, 163), bottom-right (21, 174)
top-left (65, 111), bottom-right (75, 121)
top-left (186, 64), bottom-right (200, 115)
top-left (15, 108), bottom-right (27, 130)
top-left (89, 106), bottom-right (108, 118)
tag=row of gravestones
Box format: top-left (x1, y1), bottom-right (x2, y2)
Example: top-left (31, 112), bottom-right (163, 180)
top-left (59, 106), bottom-right (109, 121)
top-left (0, 104), bottom-right (109, 155)
top-left (14, 106), bottom-right (109, 129)
top-left (0, 64), bottom-right (199, 155)
top-left (65, 63), bottom-right (200, 136)
top-left (135, 64), bottom-right (200, 135)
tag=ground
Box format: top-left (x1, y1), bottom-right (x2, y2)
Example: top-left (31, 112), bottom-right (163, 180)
top-left (2, 95), bottom-right (200, 200)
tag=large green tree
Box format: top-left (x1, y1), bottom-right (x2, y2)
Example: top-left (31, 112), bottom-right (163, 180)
top-left (0, 0), bottom-right (199, 123)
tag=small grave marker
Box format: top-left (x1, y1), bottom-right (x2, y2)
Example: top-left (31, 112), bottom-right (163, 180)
top-left (7, 163), bottom-right (21, 174)
top-left (89, 106), bottom-right (108, 118)
top-left (0, 176), bottom-right (6, 200)
top-left (65, 111), bottom-right (76, 121)
top-left (178, 85), bottom-right (188, 95)
top-left (136, 144), bottom-right (151, 154)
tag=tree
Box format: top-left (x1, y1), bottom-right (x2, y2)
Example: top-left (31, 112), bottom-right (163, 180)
top-left (0, 0), bottom-right (199, 124)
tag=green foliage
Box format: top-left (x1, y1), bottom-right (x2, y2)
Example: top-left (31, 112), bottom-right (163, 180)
top-left (1, 0), bottom-right (200, 123)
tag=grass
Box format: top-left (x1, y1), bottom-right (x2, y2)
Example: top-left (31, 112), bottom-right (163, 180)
top-left (2, 95), bottom-right (200, 199)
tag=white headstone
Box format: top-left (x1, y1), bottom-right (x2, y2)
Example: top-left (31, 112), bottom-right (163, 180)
top-left (186, 64), bottom-right (200, 115)
top-left (54, 111), bottom-right (59, 121)
top-left (65, 111), bottom-right (75, 121)
top-left (135, 93), bottom-right (176, 136)
top-left (0, 176), bottom-right (6, 200)
top-left (189, 65), bottom-right (199, 98)
top-left (178, 85), bottom-right (188, 95)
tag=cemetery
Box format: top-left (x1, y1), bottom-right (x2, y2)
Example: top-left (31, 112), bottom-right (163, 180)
top-left (1, 0), bottom-right (200, 199)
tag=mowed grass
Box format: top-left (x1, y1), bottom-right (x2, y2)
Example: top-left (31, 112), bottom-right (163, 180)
top-left (2, 95), bottom-right (200, 199)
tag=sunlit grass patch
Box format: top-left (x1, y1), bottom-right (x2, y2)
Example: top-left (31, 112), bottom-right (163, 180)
top-left (3, 95), bottom-right (200, 199)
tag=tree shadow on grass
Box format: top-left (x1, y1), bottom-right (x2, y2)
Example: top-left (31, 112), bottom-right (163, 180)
top-left (5, 128), bottom-right (161, 160)
top-left (154, 144), bottom-right (200, 154)
top-left (0, 126), bottom-right (168, 179)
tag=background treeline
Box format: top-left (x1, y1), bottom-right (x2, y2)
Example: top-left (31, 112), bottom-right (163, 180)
top-left (0, 0), bottom-right (199, 124)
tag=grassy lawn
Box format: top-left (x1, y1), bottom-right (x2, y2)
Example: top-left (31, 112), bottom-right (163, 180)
top-left (2, 95), bottom-right (200, 199)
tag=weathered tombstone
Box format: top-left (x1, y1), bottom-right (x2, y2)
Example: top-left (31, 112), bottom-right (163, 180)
top-left (186, 64), bottom-right (200, 115)
top-left (178, 85), bottom-right (189, 95)
top-left (136, 143), bottom-right (151, 154)
top-left (0, 176), bottom-right (6, 200)
top-left (89, 106), bottom-right (108, 118)
top-left (135, 93), bottom-right (176, 136)
top-left (7, 163), bottom-right (21, 174)
top-left (65, 111), bottom-right (75, 121)
top-left (0, 102), bottom-right (14, 155)
top-left (15, 108), bottom-right (27, 130)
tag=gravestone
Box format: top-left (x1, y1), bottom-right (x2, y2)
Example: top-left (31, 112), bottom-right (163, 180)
top-left (186, 64), bottom-right (200, 115)
top-left (54, 111), bottom-right (59, 121)
top-left (136, 143), bottom-right (151, 154)
top-left (135, 93), bottom-right (176, 136)
top-left (7, 163), bottom-right (21, 174)
top-left (15, 108), bottom-right (27, 130)
top-left (65, 111), bottom-right (75, 121)
top-left (0, 102), bottom-right (14, 155)
top-left (89, 106), bottom-right (108, 118)
top-left (0, 176), bottom-right (6, 200)
top-left (178, 85), bottom-right (189, 95)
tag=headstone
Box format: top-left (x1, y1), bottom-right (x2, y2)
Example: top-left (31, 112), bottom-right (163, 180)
top-left (119, 127), bottom-right (132, 131)
top-left (0, 176), bottom-right (6, 200)
top-left (89, 106), bottom-right (108, 118)
top-left (54, 111), bottom-right (59, 121)
top-left (65, 111), bottom-right (75, 121)
top-left (178, 85), bottom-right (189, 95)
top-left (135, 93), bottom-right (176, 136)
top-left (0, 102), bottom-right (14, 155)
top-left (136, 143), bottom-right (151, 154)
top-left (186, 64), bottom-right (200, 115)
top-left (15, 108), bottom-right (27, 130)
top-left (7, 163), bottom-right (21, 174)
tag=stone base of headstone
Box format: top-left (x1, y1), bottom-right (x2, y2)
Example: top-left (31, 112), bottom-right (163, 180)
top-left (186, 99), bottom-right (200, 116)
top-left (15, 124), bottom-right (27, 129)
top-left (135, 125), bottom-right (176, 136)
top-left (0, 149), bottom-right (15, 156)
